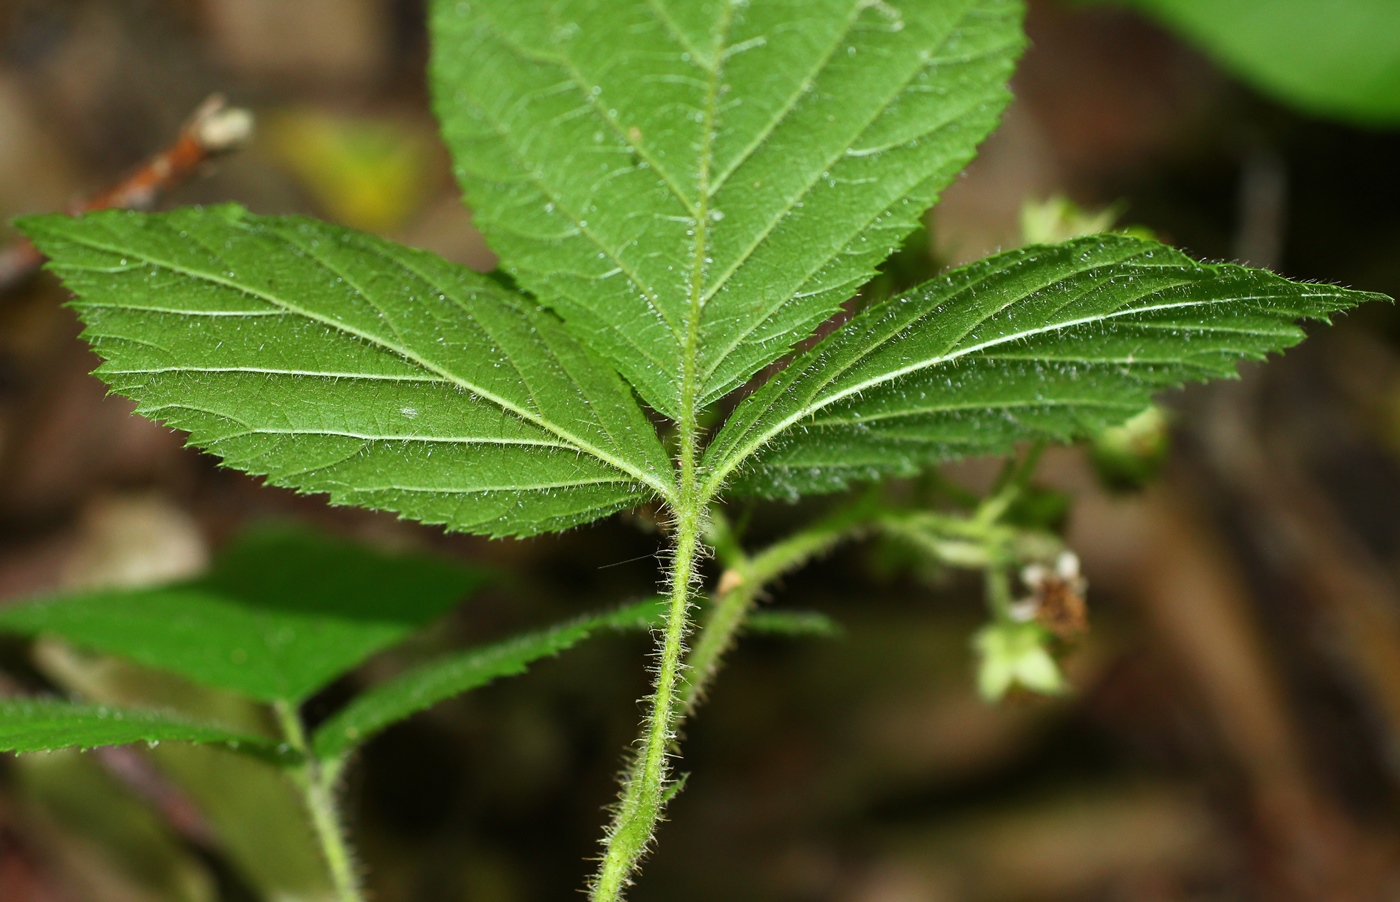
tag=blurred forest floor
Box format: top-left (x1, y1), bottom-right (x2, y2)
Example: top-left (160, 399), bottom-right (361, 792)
top-left (2, 1), bottom-right (1400, 901)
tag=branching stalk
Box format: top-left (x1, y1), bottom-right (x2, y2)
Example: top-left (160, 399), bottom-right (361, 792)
top-left (594, 445), bottom-right (1052, 899)
top-left (683, 496), bottom-right (881, 712)
top-left (273, 701), bottom-right (364, 902)
top-left (592, 428), bottom-right (706, 901)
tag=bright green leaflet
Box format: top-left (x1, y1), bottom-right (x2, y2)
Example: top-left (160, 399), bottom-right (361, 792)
top-left (312, 597), bottom-right (665, 760)
top-left (705, 236), bottom-right (1386, 499)
top-left (0, 699), bottom-right (283, 759)
top-left (0, 527), bottom-right (486, 703)
top-left (18, 207), bottom-right (673, 538)
top-left (1117, 0), bottom-right (1400, 125)
top-left (431, 0), bottom-right (1024, 419)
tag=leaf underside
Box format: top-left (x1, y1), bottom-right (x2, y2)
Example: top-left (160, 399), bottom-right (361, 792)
top-left (0, 527), bottom-right (487, 704)
top-left (312, 597), bottom-right (665, 760)
top-left (431, 0), bottom-right (1024, 418)
top-left (0, 699), bottom-right (280, 759)
top-left (706, 235), bottom-right (1387, 499)
top-left (19, 207), bottom-right (672, 538)
top-left (16, 0), bottom-right (1391, 529)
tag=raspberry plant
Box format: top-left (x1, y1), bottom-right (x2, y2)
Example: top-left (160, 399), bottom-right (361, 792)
top-left (7, 0), bottom-right (1387, 899)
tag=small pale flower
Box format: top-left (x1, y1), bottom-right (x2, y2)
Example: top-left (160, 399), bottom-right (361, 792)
top-left (1019, 550), bottom-right (1089, 639)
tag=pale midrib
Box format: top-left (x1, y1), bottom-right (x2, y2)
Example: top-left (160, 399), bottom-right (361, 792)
top-left (926, 248), bottom-right (1183, 356)
top-left (1117, 320), bottom-right (1298, 337)
top-left (552, 52), bottom-right (700, 218)
top-left (72, 233), bottom-right (675, 502)
top-left (811, 396), bottom-right (1149, 428)
top-left (705, 0), bottom-right (869, 196)
top-left (479, 0), bottom-right (701, 217)
top-left (332, 233), bottom-right (557, 435)
top-left (697, 90), bottom-right (997, 393)
top-left (302, 239), bottom-right (412, 351)
top-left (108, 366), bottom-right (447, 382)
top-left (697, 8), bottom-right (935, 313)
top-left (454, 100), bottom-right (678, 338)
top-left (705, 247), bottom-right (1203, 447)
top-left (72, 301), bottom-right (288, 317)
top-left (703, 292), bottom-right (1299, 495)
top-left (350, 475), bottom-right (634, 493)
top-left (679, 1), bottom-right (736, 466)
top-left (694, 13), bottom-right (1012, 399)
top-left (212, 428), bottom-right (575, 450)
top-left (697, 5), bottom-right (995, 313)
top-left (643, 0), bottom-right (713, 70)
top-left (709, 244), bottom-right (1143, 457)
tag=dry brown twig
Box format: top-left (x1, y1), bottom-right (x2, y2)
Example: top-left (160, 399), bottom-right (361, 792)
top-left (0, 95), bottom-right (254, 295)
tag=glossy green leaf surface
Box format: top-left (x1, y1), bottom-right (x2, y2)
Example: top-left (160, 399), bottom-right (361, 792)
top-left (705, 235), bottom-right (1387, 499)
top-left (18, 206), bottom-right (673, 538)
top-left (0, 699), bottom-right (282, 758)
top-left (431, 0), bottom-right (1023, 418)
top-left (313, 597), bottom-right (665, 759)
top-left (1120, 0), bottom-right (1400, 124)
top-left (0, 528), bottom-right (486, 704)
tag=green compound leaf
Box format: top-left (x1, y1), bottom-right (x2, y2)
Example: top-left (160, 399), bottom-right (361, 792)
top-left (17, 206), bottom-right (673, 538)
top-left (0, 699), bottom-right (284, 760)
top-left (705, 235), bottom-right (1388, 499)
top-left (1119, 0), bottom-right (1400, 125)
top-left (0, 527), bottom-right (486, 704)
top-left (431, 0), bottom-right (1023, 419)
top-left (312, 597), bottom-right (665, 760)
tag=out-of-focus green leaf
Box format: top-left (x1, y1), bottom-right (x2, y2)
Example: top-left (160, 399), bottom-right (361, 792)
top-left (0, 527), bottom-right (486, 704)
top-left (1090, 404), bottom-right (1171, 490)
top-left (14, 752), bottom-right (217, 902)
top-left (0, 699), bottom-right (282, 758)
top-left (1118, 0), bottom-right (1400, 125)
top-left (1019, 195), bottom-right (1122, 246)
top-left (265, 109), bottom-right (440, 232)
top-left (746, 610), bottom-right (844, 638)
top-left (313, 598), bottom-right (665, 760)
top-left (31, 640), bottom-right (335, 899)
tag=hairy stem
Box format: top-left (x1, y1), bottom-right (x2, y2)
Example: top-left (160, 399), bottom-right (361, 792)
top-left (273, 702), bottom-right (364, 902)
top-left (682, 496), bottom-right (880, 712)
top-left (594, 445), bottom-right (1048, 897)
top-left (680, 569), bottom-right (758, 715)
top-left (592, 435), bottom-right (705, 900)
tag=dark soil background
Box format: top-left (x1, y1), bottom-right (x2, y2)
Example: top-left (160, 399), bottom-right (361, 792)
top-left (1, 2), bottom-right (1399, 901)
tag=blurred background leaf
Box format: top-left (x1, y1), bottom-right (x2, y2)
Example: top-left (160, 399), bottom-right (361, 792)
top-left (0, 527), bottom-right (488, 704)
top-left (312, 597), bottom-right (666, 760)
top-left (32, 639), bottom-right (337, 901)
top-left (264, 109), bottom-right (441, 232)
top-left (0, 698), bottom-right (281, 756)
top-left (1110, 0), bottom-right (1400, 125)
